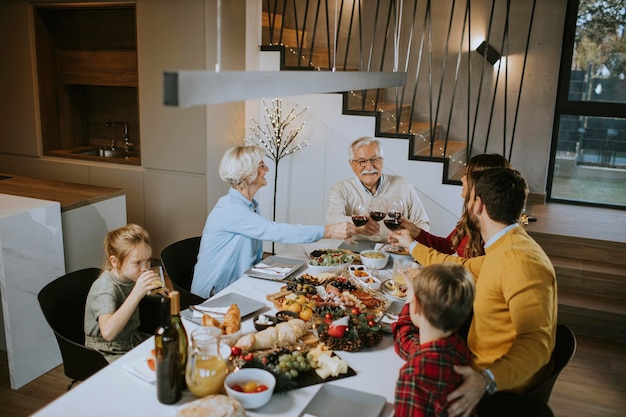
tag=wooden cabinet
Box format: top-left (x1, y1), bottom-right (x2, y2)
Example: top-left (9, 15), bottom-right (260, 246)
top-left (33, 4), bottom-right (140, 165)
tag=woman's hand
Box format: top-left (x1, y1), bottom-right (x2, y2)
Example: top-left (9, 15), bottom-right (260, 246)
top-left (400, 219), bottom-right (422, 239)
top-left (388, 229), bottom-right (415, 249)
top-left (324, 221), bottom-right (358, 240)
top-left (356, 218), bottom-right (380, 236)
top-left (447, 366), bottom-right (486, 417)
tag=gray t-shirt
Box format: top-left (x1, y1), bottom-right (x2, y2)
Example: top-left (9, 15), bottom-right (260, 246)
top-left (84, 270), bottom-right (149, 362)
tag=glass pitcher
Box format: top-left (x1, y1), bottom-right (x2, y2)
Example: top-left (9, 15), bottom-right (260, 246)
top-left (185, 326), bottom-right (229, 397)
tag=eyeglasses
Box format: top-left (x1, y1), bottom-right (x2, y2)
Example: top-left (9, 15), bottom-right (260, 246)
top-left (351, 156), bottom-right (383, 168)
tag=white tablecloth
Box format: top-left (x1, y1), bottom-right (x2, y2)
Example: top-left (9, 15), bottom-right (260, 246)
top-left (32, 240), bottom-right (404, 417)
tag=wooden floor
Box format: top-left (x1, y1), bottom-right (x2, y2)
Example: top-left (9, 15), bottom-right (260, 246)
top-left (1, 333), bottom-right (625, 417)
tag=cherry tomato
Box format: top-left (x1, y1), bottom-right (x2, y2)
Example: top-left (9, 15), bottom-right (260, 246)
top-left (146, 349), bottom-right (156, 372)
top-left (230, 384), bottom-right (244, 392)
top-left (243, 381), bottom-right (258, 393)
top-left (327, 325), bottom-right (347, 338)
top-left (255, 384), bottom-right (269, 392)
top-left (351, 307), bottom-right (360, 315)
top-left (231, 346), bottom-right (242, 357)
top-left (243, 352), bottom-right (254, 361)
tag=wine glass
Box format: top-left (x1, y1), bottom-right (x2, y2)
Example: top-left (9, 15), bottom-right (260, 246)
top-left (368, 197), bottom-right (387, 241)
top-left (346, 202), bottom-right (369, 246)
top-left (384, 197), bottom-right (404, 249)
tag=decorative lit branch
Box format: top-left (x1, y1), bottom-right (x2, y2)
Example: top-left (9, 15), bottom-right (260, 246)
top-left (245, 98), bottom-right (309, 254)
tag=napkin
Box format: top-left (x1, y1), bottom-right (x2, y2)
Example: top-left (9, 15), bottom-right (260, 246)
top-left (251, 262), bottom-right (292, 276)
top-left (191, 305), bottom-right (230, 318)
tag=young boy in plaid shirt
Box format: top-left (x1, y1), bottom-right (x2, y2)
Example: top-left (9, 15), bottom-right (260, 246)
top-left (392, 263), bottom-right (476, 417)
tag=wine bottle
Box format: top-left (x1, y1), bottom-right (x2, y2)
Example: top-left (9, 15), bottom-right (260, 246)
top-left (169, 291), bottom-right (188, 389)
top-left (155, 296), bottom-right (182, 404)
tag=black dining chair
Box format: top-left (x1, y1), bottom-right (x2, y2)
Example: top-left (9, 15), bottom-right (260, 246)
top-left (477, 324), bottom-right (576, 416)
top-left (160, 236), bottom-right (206, 309)
top-left (38, 268), bottom-right (110, 390)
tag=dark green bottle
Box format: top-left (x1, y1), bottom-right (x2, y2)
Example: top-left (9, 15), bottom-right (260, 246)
top-left (169, 291), bottom-right (188, 389)
top-left (155, 296), bottom-right (182, 404)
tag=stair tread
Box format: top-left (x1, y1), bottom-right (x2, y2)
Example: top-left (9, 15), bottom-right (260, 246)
top-left (550, 255), bottom-right (626, 278)
top-left (413, 139), bottom-right (466, 157)
top-left (559, 289), bottom-right (626, 315)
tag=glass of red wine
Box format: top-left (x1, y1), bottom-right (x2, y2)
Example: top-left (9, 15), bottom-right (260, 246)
top-left (347, 202), bottom-right (369, 246)
top-left (368, 197), bottom-right (387, 241)
top-left (385, 198), bottom-right (404, 249)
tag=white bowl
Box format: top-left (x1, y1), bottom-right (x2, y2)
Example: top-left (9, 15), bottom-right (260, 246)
top-left (306, 261), bottom-right (351, 276)
top-left (224, 368), bottom-right (276, 409)
top-left (359, 250), bottom-right (390, 270)
top-left (348, 265), bottom-right (372, 280)
top-left (358, 275), bottom-right (382, 291)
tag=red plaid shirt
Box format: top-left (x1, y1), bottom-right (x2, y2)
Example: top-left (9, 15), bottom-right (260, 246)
top-left (392, 304), bottom-right (477, 417)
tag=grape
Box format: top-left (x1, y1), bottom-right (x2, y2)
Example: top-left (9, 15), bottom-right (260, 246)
top-left (261, 349), bottom-right (314, 379)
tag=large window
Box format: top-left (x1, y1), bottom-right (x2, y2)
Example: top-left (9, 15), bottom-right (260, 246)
top-left (548, 0), bottom-right (626, 208)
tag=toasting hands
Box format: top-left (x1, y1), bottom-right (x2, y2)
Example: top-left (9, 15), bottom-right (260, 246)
top-left (388, 229), bottom-right (415, 249)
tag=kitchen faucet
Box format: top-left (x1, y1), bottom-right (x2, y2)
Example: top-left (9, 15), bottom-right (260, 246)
top-left (104, 121), bottom-right (133, 152)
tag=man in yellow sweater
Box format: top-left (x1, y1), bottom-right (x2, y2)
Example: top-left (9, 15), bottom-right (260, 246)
top-left (390, 167), bottom-right (557, 417)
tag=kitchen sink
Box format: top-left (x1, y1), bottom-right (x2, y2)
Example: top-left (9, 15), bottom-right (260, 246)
top-left (72, 148), bottom-right (127, 158)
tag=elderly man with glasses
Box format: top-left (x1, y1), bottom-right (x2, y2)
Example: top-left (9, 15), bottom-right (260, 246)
top-left (327, 136), bottom-right (430, 240)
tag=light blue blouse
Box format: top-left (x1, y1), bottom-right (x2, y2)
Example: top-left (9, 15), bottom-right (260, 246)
top-left (191, 187), bottom-right (324, 297)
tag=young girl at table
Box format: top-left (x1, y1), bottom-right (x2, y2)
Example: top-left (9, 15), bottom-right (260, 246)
top-left (84, 224), bottom-right (165, 363)
top-left (392, 263), bottom-right (476, 417)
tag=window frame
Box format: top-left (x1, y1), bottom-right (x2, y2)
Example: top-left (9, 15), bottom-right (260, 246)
top-left (547, 0), bottom-right (626, 209)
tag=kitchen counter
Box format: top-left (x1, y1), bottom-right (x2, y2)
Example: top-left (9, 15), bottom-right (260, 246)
top-left (0, 174), bottom-right (127, 389)
top-left (0, 173), bottom-right (125, 211)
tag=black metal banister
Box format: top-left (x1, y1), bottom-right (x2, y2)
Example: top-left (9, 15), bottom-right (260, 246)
top-left (261, 0), bottom-right (540, 181)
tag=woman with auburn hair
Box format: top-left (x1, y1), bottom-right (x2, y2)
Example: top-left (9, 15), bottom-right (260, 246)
top-left (402, 154), bottom-right (511, 258)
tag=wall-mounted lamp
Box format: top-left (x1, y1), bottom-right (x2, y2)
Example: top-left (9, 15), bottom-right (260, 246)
top-left (476, 41), bottom-right (501, 65)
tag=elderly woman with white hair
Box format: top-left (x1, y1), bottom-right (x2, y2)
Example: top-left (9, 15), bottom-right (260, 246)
top-left (191, 145), bottom-right (356, 297)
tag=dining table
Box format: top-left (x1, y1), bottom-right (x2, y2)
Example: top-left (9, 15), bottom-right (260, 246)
top-left (32, 240), bottom-right (405, 417)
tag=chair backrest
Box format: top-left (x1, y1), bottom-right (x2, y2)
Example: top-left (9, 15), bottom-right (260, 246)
top-left (160, 236), bottom-right (205, 309)
top-left (160, 236), bottom-right (201, 291)
top-left (38, 268), bottom-right (110, 384)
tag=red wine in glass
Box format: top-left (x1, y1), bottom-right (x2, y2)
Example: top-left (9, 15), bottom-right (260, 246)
top-left (384, 218), bottom-right (402, 230)
top-left (369, 211), bottom-right (386, 222)
top-left (352, 215), bottom-right (369, 227)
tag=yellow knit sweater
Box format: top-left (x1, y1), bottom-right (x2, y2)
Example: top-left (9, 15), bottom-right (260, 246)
top-left (411, 226), bottom-right (557, 392)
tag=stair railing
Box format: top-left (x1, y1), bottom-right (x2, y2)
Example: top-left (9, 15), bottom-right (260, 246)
top-left (262, 0), bottom-right (539, 178)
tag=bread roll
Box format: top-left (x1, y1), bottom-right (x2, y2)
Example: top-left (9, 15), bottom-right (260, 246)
top-left (223, 304), bottom-right (241, 335)
top-left (235, 319), bottom-right (307, 350)
top-left (201, 313), bottom-right (223, 331)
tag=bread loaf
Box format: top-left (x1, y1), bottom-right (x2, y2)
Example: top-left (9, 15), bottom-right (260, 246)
top-left (235, 319), bottom-right (307, 350)
top-left (176, 394), bottom-right (245, 417)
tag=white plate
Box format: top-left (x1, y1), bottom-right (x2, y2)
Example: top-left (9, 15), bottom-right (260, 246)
top-left (181, 292), bottom-right (266, 325)
top-left (244, 256), bottom-right (305, 281)
top-left (122, 358), bottom-right (155, 383)
top-left (299, 384), bottom-right (386, 417)
top-left (123, 342), bottom-right (233, 384)
top-left (380, 279), bottom-right (408, 300)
